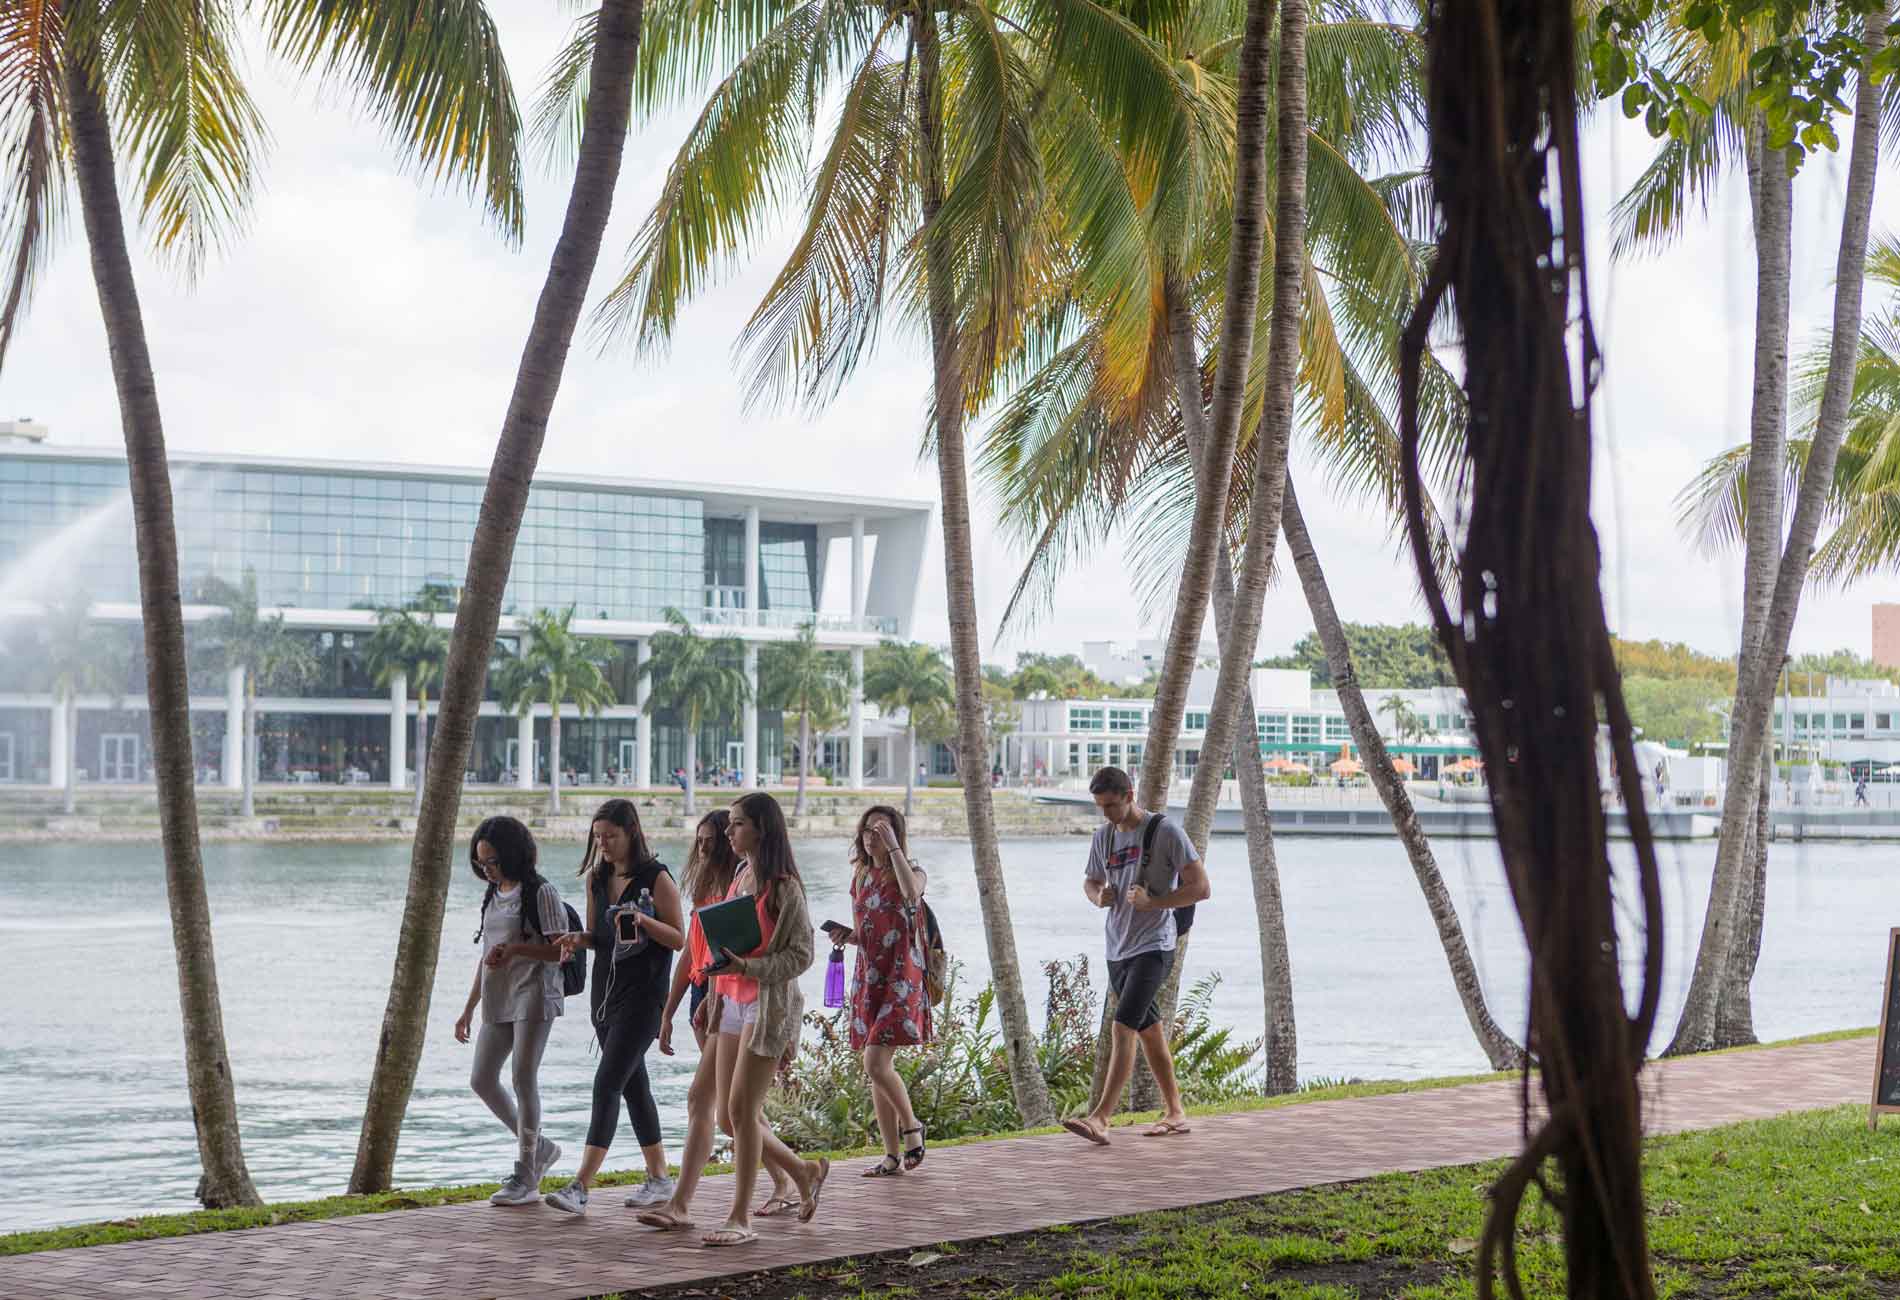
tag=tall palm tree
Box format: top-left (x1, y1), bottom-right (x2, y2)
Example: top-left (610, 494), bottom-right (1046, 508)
top-left (195, 571), bottom-right (318, 819)
top-left (862, 640), bottom-right (954, 820)
top-left (641, 609), bottom-right (749, 817)
top-left (30, 591), bottom-right (126, 816)
top-left (761, 621), bottom-right (848, 816)
top-left (363, 588), bottom-right (454, 815)
top-left (496, 607), bottom-right (615, 815)
top-left (351, 0), bottom-right (649, 1195)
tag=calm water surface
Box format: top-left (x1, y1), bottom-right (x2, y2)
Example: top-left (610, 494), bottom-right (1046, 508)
top-left (0, 832), bottom-right (1892, 1230)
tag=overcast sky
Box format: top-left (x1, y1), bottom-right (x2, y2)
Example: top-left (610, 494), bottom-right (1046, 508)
top-left (8, 5), bottom-right (1900, 666)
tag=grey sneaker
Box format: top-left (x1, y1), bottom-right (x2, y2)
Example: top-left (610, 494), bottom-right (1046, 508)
top-left (534, 1137), bottom-right (562, 1185)
top-left (623, 1174), bottom-right (676, 1208)
top-left (544, 1180), bottom-right (589, 1215)
top-left (490, 1172), bottom-right (538, 1207)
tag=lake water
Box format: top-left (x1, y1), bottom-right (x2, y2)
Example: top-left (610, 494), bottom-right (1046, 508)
top-left (0, 831), bottom-right (1893, 1231)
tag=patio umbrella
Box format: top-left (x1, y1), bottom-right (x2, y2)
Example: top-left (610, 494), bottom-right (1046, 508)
top-left (1445, 757), bottom-right (1483, 773)
top-left (1389, 756), bottom-right (1417, 775)
top-left (1265, 756), bottom-right (1308, 772)
top-left (1330, 757), bottom-right (1364, 776)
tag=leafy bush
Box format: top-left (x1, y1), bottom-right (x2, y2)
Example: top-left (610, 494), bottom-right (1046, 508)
top-left (766, 954), bottom-right (1263, 1149)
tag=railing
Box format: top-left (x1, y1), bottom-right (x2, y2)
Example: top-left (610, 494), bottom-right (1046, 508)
top-left (685, 607), bottom-right (897, 636)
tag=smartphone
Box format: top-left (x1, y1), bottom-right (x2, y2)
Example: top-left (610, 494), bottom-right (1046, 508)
top-left (615, 910), bottom-right (642, 942)
top-left (700, 955), bottom-right (733, 979)
top-left (820, 918), bottom-right (850, 939)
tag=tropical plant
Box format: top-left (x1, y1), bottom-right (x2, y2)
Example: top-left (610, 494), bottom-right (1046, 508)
top-left (362, 587), bottom-right (454, 815)
top-left (759, 621), bottom-right (847, 816)
top-left (640, 609), bottom-right (749, 817)
top-left (28, 590), bottom-right (127, 815)
top-left (1377, 694), bottom-right (1426, 744)
top-left (352, 0), bottom-right (647, 1196)
top-left (862, 641), bottom-right (953, 819)
top-left (495, 607), bottom-right (615, 814)
top-left (7, 0), bottom-right (523, 1210)
top-left (195, 572), bottom-right (318, 819)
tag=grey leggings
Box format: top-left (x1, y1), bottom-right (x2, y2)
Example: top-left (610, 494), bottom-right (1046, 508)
top-left (470, 1019), bottom-right (555, 1170)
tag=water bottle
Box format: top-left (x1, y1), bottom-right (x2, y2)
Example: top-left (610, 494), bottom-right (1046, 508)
top-left (824, 945), bottom-right (847, 1008)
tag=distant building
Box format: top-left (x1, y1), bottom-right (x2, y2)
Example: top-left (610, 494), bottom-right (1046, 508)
top-left (1769, 677), bottom-right (1900, 777)
top-left (1080, 636), bottom-right (1219, 686)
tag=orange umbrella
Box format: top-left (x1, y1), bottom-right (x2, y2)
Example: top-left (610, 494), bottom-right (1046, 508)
top-left (1329, 757), bottom-right (1363, 776)
top-left (1390, 756), bottom-right (1417, 775)
top-left (1446, 757), bottom-right (1483, 773)
top-left (1264, 756), bottom-right (1308, 772)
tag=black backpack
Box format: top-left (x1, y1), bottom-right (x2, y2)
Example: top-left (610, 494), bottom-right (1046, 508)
top-left (1140, 813), bottom-right (1195, 937)
top-left (522, 883), bottom-right (587, 998)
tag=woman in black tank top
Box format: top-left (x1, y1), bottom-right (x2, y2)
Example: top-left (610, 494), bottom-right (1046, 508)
top-left (544, 800), bottom-right (685, 1216)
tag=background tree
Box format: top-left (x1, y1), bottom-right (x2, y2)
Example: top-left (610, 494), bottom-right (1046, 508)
top-left (195, 572), bottom-right (318, 819)
top-left (496, 606), bottom-right (615, 814)
top-left (1376, 694), bottom-right (1426, 744)
top-left (863, 641), bottom-right (954, 819)
top-left (30, 590), bottom-right (127, 815)
top-left (363, 588), bottom-right (453, 815)
top-left (761, 621), bottom-right (848, 816)
top-left (981, 679), bottom-right (1021, 776)
top-left (1263, 622), bottom-right (1456, 689)
top-left (641, 609), bottom-right (749, 817)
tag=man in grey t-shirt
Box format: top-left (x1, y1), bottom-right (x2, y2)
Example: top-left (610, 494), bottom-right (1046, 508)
top-left (1062, 766), bottom-right (1209, 1146)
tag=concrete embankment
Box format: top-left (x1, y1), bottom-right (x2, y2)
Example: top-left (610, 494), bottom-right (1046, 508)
top-left (0, 785), bottom-right (1102, 842)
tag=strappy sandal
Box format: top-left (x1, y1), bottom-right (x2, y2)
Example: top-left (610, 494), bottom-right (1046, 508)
top-left (756, 1193), bottom-right (801, 1216)
top-left (901, 1124), bottom-right (927, 1171)
top-left (861, 1154), bottom-right (903, 1178)
top-left (636, 1208), bottom-right (696, 1232)
top-left (798, 1156), bottom-right (830, 1223)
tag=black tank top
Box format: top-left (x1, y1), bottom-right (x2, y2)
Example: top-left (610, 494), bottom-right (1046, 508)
top-left (589, 859), bottom-right (673, 1021)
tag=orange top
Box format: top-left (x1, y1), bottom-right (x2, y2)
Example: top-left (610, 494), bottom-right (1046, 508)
top-left (685, 897), bottom-right (714, 987)
top-left (713, 870), bottom-right (776, 1005)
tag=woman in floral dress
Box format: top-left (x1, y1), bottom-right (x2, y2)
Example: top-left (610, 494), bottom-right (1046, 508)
top-left (826, 805), bottom-right (932, 1176)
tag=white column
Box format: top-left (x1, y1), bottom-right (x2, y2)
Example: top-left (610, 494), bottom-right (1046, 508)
top-left (516, 710), bottom-right (535, 791)
top-left (388, 670), bottom-right (407, 790)
top-left (743, 505), bottom-right (761, 625)
top-left (635, 637), bottom-right (653, 789)
top-left (49, 695), bottom-right (69, 790)
top-left (224, 665), bottom-right (245, 790)
top-left (743, 643), bottom-right (760, 787)
top-left (850, 515), bottom-right (866, 627)
top-left (850, 646), bottom-right (865, 789)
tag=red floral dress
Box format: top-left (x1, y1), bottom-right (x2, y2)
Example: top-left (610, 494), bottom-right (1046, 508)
top-left (848, 863), bottom-right (932, 1049)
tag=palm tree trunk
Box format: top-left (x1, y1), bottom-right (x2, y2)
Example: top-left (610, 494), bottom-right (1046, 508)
top-left (1670, 12), bottom-right (1886, 1051)
top-left (548, 704), bottom-right (562, 815)
top-left (241, 675), bottom-right (256, 820)
top-left (685, 723), bottom-right (698, 818)
top-left (350, 0), bottom-right (646, 1194)
top-left (1133, 0), bottom-right (1280, 818)
top-left (411, 693), bottom-right (427, 818)
top-left (1716, 747), bottom-right (1774, 1044)
top-left (1282, 476), bottom-right (1523, 1070)
top-left (64, 35), bottom-right (260, 1208)
top-left (795, 709), bottom-right (810, 817)
top-left (912, 3), bottom-right (1053, 1128)
top-left (62, 688), bottom-right (76, 816)
top-left (904, 722), bottom-right (918, 819)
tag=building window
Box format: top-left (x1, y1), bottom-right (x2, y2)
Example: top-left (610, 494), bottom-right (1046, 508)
top-left (1292, 714), bottom-right (1321, 744)
top-left (1324, 716), bottom-right (1351, 742)
top-left (1183, 711), bottom-right (1209, 732)
top-left (1880, 713), bottom-right (1894, 731)
top-left (1128, 742), bottom-right (1144, 768)
top-left (1087, 741), bottom-right (1106, 769)
top-left (1067, 741), bottom-right (1081, 772)
top-left (1070, 706), bottom-right (1105, 731)
top-left (1258, 713), bottom-right (1288, 743)
top-left (1834, 713), bottom-right (1849, 732)
top-left (1109, 707), bottom-right (1145, 733)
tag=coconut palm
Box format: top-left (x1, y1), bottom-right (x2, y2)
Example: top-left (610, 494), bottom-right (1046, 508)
top-left (641, 609), bottom-right (749, 817)
top-left (29, 590), bottom-right (127, 815)
top-left (862, 641), bottom-right (954, 820)
top-left (495, 607), bottom-right (615, 815)
top-left (363, 588), bottom-right (454, 815)
top-left (1377, 693), bottom-right (1425, 744)
top-left (6, 0), bottom-right (523, 1208)
top-left (761, 621), bottom-right (848, 816)
top-left (195, 571), bottom-right (319, 819)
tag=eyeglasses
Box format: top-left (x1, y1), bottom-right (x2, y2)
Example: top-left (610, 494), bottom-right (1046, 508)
top-left (476, 857), bottom-right (501, 870)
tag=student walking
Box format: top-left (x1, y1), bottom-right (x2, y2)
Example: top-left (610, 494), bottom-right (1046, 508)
top-left (821, 806), bottom-right (931, 1177)
top-left (1062, 766), bottom-right (1210, 1145)
top-left (638, 792), bottom-right (827, 1247)
top-left (542, 799), bottom-right (686, 1216)
top-left (454, 816), bottom-right (569, 1206)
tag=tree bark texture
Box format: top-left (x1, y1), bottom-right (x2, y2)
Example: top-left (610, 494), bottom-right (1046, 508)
top-left (350, 0), bottom-right (646, 1194)
top-left (64, 36), bottom-right (261, 1209)
top-left (412, 697), bottom-right (428, 817)
top-left (912, 3), bottom-right (1054, 1128)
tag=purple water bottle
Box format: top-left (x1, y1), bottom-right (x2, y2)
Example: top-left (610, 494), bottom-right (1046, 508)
top-left (824, 945), bottom-right (847, 1008)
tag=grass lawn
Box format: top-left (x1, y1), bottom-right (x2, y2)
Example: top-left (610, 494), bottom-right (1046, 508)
top-left (607, 1103), bottom-right (1900, 1300)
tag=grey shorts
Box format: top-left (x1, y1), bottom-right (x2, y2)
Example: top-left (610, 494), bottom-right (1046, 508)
top-left (1108, 950), bottom-right (1175, 1032)
top-left (718, 996), bottom-right (761, 1036)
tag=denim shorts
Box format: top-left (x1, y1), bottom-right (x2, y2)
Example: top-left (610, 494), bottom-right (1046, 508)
top-left (718, 996), bottom-right (761, 1036)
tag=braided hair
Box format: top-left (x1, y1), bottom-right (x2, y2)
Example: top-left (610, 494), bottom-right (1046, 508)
top-left (470, 815), bottom-right (547, 943)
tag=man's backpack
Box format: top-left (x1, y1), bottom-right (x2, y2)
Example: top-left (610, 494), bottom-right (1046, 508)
top-left (1140, 813), bottom-right (1195, 937)
top-left (523, 883), bottom-right (587, 998)
top-left (919, 899), bottom-right (949, 1005)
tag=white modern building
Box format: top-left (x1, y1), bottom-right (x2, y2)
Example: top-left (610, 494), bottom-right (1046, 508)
top-left (0, 440), bottom-right (933, 791)
top-left (1080, 636), bottom-right (1220, 687)
top-left (1768, 677), bottom-right (1900, 777)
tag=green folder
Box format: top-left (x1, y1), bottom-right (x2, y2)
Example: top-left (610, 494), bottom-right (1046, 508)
top-left (697, 894), bottom-right (764, 962)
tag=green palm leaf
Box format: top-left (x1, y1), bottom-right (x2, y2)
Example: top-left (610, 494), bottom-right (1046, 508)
top-left (0, 0), bottom-right (66, 370)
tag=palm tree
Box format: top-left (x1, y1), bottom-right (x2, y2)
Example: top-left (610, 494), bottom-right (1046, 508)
top-left (29, 591), bottom-right (127, 816)
top-left (195, 572), bottom-right (319, 819)
top-left (1377, 694), bottom-right (1425, 745)
top-left (496, 608), bottom-right (615, 815)
top-left (641, 609), bottom-right (749, 817)
top-left (352, 0), bottom-right (649, 1195)
top-left (862, 641), bottom-right (954, 820)
top-left (363, 588), bottom-right (454, 815)
top-left (761, 622), bottom-right (848, 816)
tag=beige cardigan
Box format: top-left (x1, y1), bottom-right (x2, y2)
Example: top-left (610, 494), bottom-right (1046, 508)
top-left (706, 875), bottom-right (815, 1060)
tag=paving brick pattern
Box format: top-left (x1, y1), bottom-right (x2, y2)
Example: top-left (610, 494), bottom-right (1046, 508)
top-left (0, 1037), bottom-right (1871, 1300)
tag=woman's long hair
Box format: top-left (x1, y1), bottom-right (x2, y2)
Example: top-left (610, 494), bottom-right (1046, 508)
top-left (733, 791), bottom-right (800, 912)
top-left (576, 797), bottom-right (657, 884)
top-left (469, 815), bottom-right (544, 943)
top-left (848, 804), bottom-right (908, 887)
top-left (682, 808), bottom-right (739, 904)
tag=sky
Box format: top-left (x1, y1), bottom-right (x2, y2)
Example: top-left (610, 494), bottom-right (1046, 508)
top-left (8, 5), bottom-right (1900, 668)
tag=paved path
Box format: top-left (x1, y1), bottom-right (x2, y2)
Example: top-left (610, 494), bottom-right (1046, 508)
top-left (1, 1037), bottom-right (1872, 1300)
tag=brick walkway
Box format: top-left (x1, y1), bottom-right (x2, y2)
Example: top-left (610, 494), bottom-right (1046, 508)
top-left (0, 1037), bottom-right (1871, 1300)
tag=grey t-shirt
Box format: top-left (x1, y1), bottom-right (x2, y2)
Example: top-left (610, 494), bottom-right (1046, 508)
top-left (1084, 815), bottom-right (1198, 962)
top-left (478, 881), bottom-right (567, 1025)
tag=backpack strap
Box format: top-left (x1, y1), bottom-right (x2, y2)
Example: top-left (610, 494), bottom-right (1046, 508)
top-left (1139, 813), bottom-right (1165, 873)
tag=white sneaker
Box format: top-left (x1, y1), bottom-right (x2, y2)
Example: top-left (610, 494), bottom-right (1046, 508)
top-left (534, 1137), bottom-right (562, 1185)
top-left (623, 1174), bottom-right (676, 1207)
top-left (489, 1172), bottom-right (538, 1207)
top-left (544, 1180), bottom-right (589, 1215)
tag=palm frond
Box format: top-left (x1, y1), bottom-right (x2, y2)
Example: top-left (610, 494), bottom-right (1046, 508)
top-left (526, 6), bottom-right (596, 175)
top-left (0, 0), bottom-right (67, 371)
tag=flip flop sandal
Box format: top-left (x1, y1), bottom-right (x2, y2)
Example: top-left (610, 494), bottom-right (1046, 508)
top-left (702, 1227), bottom-right (759, 1248)
top-left (1142, 1120), bottom-right (1193, 1137)
top-left (1062, 1118), bottom-right (1112, 1147)
top-left (799, 1156), bottom-right (830, 1223)
top-left (636, 1209), bottom-right (696, 1232)
top-left (861, 1155), bottom-right (903, 1178)
top-left (901, 1124), bottom-right (927, 1171)
top-left (756, 1193), bottom-right (802, 1216)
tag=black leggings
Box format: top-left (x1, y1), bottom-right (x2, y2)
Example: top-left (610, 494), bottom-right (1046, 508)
top-left (588, 1008), bottom-right (663, 1150)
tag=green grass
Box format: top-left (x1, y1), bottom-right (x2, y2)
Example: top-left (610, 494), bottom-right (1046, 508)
top-left (0, 1026), bottom-right (1876, 1261)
